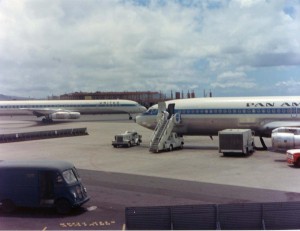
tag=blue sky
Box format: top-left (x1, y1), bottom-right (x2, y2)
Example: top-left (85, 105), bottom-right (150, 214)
top-left (0, 0), bottom-right (299, 98)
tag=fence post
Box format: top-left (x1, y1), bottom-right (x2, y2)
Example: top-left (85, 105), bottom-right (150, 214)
top-left (215, 204), bottom-right (221, 230)
top-left (261, 203), bottom-right (266, 230)
top-left (170, 207), bottom-right (174, 230)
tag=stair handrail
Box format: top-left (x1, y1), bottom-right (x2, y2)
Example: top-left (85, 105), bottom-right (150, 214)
top-left (156, 115), bottom-right (176, 150)
top-left (150, 113), bottom-right (167, 144)
top-left (150, 114), bottom-right (176, 152)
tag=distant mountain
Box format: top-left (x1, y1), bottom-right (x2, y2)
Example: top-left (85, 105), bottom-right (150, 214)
top-left (0, 94), bottom-right (32, 100)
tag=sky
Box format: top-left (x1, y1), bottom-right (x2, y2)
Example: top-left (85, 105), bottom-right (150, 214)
top-left (0, 0), bottom-right (299, 99)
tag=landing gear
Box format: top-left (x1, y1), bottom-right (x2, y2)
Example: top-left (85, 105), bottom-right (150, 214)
top-left (42, 117), bottom-right (53, 124)
top-left (255, 136), bottom-right (268, 151)
top-left (129, 114), bottom-right (133, 120)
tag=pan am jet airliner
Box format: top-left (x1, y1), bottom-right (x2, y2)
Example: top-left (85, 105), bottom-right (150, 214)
top-left (136, 96), bottom-right (300, 149)
top-left (0, 99), bottom-right (146, 123)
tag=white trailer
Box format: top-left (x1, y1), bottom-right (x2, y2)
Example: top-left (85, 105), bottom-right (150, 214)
top-left (218, 129), bottom-right (255, 155)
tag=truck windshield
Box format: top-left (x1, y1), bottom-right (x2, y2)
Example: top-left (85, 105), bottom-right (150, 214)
top-left (62, 169), bottom-right (78, 184)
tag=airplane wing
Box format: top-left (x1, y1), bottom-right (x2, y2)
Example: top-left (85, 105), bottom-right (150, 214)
top-left (19, 108), bottom-right (78, 118)
top-left (20, 108), bottom-right (81, 121)
top-left (19, 108), bottom-right (62, 117)
top-left (262, 121), bottom-right (300, 130)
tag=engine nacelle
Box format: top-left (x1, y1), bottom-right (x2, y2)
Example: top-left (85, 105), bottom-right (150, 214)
top-left (49, 112), bottom-right (80, 119)
top-left (272, 127), bottom-right (300, 150)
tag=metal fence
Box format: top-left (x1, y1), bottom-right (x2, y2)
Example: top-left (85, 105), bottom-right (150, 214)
top-left (125, 201), bottom-right (300, 230)
top-left (0, 128), bottom-right (88, 143)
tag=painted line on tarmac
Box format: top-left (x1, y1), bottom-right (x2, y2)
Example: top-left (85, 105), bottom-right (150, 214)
top-left (86, 205), bottom-right (97, 211)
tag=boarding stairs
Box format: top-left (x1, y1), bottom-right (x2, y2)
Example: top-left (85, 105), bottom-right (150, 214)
top-left (149, 113), bottom-right (177, 153)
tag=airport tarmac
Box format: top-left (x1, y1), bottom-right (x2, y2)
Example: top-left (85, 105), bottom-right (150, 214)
top-left (1, 114), bottom-right (300, 230)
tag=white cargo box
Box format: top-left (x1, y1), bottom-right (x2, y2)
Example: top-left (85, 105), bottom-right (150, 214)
top-left (218, 129), bottom-right (254, 155)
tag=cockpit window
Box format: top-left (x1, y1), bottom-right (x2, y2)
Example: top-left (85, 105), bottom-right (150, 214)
top-left (146, 109), bottom-right (158, 115)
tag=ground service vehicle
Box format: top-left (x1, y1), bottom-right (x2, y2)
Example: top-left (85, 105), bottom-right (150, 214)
top-left (286, 149), bottom-right (300, 167)
top-left (164, 132), bottom-right (184, 151)
top-left (112, 131), bottom-right (142, 148)
top-left (152, 132), bottom-right (184, 152)
top-left (0, 160), bottom-right (89, 214)
top-left (219, 129), bottom-right (255, 156)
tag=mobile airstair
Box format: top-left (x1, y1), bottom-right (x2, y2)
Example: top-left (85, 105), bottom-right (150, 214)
top-left (149, 102), bottom-right (181, 153)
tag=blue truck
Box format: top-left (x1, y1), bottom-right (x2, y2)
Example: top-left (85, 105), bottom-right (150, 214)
top-left (0, 160), bottom-right (89, 214)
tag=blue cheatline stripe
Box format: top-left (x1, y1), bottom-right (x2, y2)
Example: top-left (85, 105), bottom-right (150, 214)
top-left (0, 103), bottom-right (137, 109)
top-left (145, 108), bottom-right (299, 115)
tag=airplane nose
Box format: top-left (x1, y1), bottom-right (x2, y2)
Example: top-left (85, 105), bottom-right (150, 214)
top-left (140, 106), bottom-right (147, 113)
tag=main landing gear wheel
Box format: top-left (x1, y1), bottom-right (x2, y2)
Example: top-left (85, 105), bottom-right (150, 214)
top-left (42, 118), bottom-right (53, 124)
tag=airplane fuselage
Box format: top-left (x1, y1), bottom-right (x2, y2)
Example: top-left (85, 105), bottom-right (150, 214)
top-left (0, 99), bottom-right (146, 117)
top-left (136, 97), bottom-right (300, 137)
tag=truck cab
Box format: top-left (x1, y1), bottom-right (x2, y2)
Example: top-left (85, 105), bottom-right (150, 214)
top-left (163, 132), bottom-right (184, 151)
top-left (286, 149), bottom-right (300, 167)
top-left (112, 131), bottom-right (142, 148)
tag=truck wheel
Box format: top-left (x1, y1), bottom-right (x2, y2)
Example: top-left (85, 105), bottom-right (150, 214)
top-left (1, 199), bottom-right (15, 213)
top-left (56, 199), bottom-right (72, 214)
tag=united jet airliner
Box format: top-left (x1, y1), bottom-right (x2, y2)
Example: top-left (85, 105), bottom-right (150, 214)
top-left (0, 100), bottom-right (146, 123)
top-left (136, 96), bottom-right (300, 149)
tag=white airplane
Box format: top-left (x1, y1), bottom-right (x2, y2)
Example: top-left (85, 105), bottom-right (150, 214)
top-left (135, 96), bottom-right (300, 149)
top-left (0, 99), bottom-right (146, 123)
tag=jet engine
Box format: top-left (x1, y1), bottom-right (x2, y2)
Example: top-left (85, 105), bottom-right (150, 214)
top-left (271, 127), bottom-right (300, 151)
top-left (49, 112), bottom-right (80, 119)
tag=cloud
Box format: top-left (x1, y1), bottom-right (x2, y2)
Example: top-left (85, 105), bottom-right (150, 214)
top-left (211, 71), bottom-right (256, 89)
top-left (251, 53), bottom-right (300, 67)
top-left (0, 0), bottom-right (299, 97)
top-left (275, 78), bottom-right (300, 95)
top-left (200, 0), bottom-right (300, 68)
top-left (276, 79), bottom-right (300, 88)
